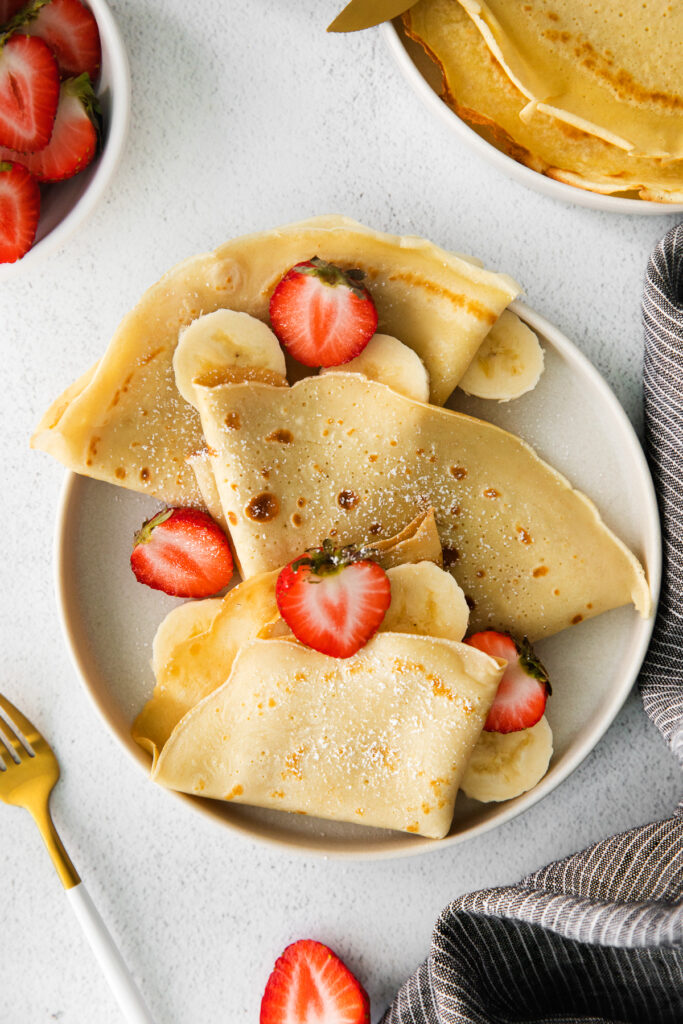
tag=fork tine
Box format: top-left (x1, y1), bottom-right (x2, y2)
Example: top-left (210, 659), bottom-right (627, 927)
top-left (0, 721), bottom-right (24, 762)
top-left (0, 692), bottom-right (42, 750)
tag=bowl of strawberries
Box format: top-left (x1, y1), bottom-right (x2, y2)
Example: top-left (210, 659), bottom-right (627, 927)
top-left (0, 0), bottom-right (130, 270)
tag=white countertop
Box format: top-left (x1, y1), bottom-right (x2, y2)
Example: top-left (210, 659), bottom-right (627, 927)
top-left (1, 2), bottom-right (680, 1021)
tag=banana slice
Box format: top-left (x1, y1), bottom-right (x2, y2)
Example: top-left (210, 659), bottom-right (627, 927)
top-left (460, 716), bottom-right (553, 802)
top-left (458, 310), bottom-right (544, 402)
top-left (320, 333), bottom-right (430, 403)
top-left (152, 598), bottom-right (224, 678)
top-left (381, 561), bottom-right (469, 641)
top-left (173, 309), bottom-right (286, 409)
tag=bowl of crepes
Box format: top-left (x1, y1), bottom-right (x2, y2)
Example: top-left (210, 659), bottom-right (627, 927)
top-left (383, 1), bottom-right (683, 213)
top-left (36, 216), bottom-right (659, 858)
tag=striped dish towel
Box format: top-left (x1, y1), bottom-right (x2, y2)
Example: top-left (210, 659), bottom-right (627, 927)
top-left (382, 224), bottom-right (683, 1024)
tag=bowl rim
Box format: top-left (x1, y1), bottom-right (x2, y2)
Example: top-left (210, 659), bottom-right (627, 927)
top-left (381, 20), bottom-right (683, 216)
top-left (52, 299), bottom-right (662, 861)
top-left (0, 0), bottom-right (131, 280)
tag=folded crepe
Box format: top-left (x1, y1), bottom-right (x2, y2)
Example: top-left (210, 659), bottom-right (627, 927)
top-left (454, 0), bottom-right (683, 160)
top-left (133, 510), bottom-right (444, 761)
top-left (404, 1), bottom-right (683, 202)
top-left (31, 216), bottom-right (519, 504)
top-left (190, 371), bottom-right (650, 639)
top-left (152, 633), bottom-right (504, 839)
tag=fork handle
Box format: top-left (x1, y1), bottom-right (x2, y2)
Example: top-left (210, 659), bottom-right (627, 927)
top-left (66, 883), bottom-right (157, 1024)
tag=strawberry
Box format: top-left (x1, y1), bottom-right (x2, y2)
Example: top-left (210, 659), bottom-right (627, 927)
top-left (0, 34), bottom-right (59, 151)
top-left (0, 72), bottom-right (98, 180)
top-left (269, 257), bottom-right (378, 367)
top-left (276, 540), bottom-right (391, 659)
top-left (464, 630), bottom-right (551, 733)
top-left (130, 507), bottom-right (234, 599)
top-left (260, 939), bottom-right (370, 1024)
top-left (24, 0), bottom-right (101, 81)
top-left (0, 160), bottom-right (39, 262)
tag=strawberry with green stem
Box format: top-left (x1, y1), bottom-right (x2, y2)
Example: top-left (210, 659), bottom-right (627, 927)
top-left (276, 539), bottom-right (391, 658)
top-left (130, 508), bottom-right (234, 599)
top-left (465, 630), bottom-right (551, 733)
top-left (269, 256), bottom-right (378, 367)
top-left (0, 71), bottom-right (99, 180)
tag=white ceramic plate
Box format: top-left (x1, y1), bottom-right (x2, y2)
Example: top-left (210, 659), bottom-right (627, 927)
top-left (382, 21), bottom-right (683, 216)
top-left (54, 301), bottom-right (660, 859)
top-left (0, 0), bottom-right (131, 280)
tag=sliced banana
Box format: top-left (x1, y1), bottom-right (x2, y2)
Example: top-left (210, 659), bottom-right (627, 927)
top-left (381, 561), bottom-right (469, 641)
top-left (320, 333), bottom-right (430, 403)
top-left (152, 599), bottom-right (223, 678)
top-left (458, 310), bottom-right (544, 402)
top-left (173, 309), bottom-right (286, 409)
top-left (460, 715), bottom-right (553, 803)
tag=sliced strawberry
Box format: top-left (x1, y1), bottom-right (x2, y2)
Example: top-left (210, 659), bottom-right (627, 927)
top-left (0, 1), bottom-right (28, 26)
top-left (269, 257), bottom-right (378, 367)
top-left (24, 0), bottom-right (101, 81)
top-left (276, 540), bottom-right (391, 659)
top-left (0, 159), bottom-right (39, 262)
top-left (0, 33), bottom-right (59, 151)
top-left (0, 72), bottom-right (98, 180)
top-left (464, 630), bottom-right (551, 733)
top-left (260, 939), bottom-right (370, 1024)
top-left (130, 507), bottom-right (234, 599)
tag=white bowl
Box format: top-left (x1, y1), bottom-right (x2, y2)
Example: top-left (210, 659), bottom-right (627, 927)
top-left (53, 302), bottom-right (661, 860)
top-left (382, 21), bottom-right (683, 216)
top-left (0, 0), bottom-right (131, 278)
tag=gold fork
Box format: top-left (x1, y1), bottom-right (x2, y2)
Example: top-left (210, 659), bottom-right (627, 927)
top-left (0, 691), bottom-right (156, 1023)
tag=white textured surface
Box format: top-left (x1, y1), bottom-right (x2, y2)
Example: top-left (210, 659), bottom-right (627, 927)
top-left (0, 2), bottom-right (680, 1021)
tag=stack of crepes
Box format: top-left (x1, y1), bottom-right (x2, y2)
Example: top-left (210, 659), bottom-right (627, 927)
top-left (32, 216), bottom-right (652, 838)
top-left (403, 0), bottom-right (683, 202)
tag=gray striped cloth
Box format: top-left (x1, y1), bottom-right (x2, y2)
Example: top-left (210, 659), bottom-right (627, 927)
top-left (382, 223), bottom-right (683, 1024)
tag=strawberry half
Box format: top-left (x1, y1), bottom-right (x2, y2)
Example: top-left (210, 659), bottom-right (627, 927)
top-left (0, 159), bottom-right (39, 261)
top-left (24, 0), bottom-right (101, 81)
top-left (465, 630), bottom-right (551, 733)
top-left (269, 257), bottom-right (378, 367)
top-left (276, 540), bottom-right (391, 659)
top-left (0, 33), bottom-right (59, 151)
top-left (130, 507), bottom-right (234, 599)
top-left (260, 939), bottom-right (370, 1024)
top-left (1, 72), bottom-right (98, 180)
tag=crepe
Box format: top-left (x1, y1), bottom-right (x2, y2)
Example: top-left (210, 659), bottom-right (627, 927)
top-left (454, 0), bottom-right (683, 159)
top-left (190, 371), bottom-right (650, 639)
top-left (31, 216), bottom-right (519, 504)
top-left (152, 633), bottom-right (504, 839)
top-left (404, 1), bottom-right (683, 201)
top-left (133, 510), bottom-right (444, 761)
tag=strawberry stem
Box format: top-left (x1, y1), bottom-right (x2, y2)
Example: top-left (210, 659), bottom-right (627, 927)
top-left (291, 538), bottom-right (379, 577)
top-left (294, 256), bottom-right (370, 301)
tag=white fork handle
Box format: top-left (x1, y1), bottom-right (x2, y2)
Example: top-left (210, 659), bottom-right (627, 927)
top-left (65, 883), bottom-right (157, 1023)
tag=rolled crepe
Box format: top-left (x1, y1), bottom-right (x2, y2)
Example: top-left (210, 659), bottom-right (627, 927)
top-left (191, 372), bottom-right (650, 639)
top-left (133, 510), bottom-right (444, 761)
top-left (153, 633), bottom-right (504, 839)
top-left (31, 216), bottom-right (519, 504)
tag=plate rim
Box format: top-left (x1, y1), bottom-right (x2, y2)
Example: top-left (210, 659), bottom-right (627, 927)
top-left (53, 298), bottom-right (661, 860)
top-left (381, 21), bottom-right (683, 217)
